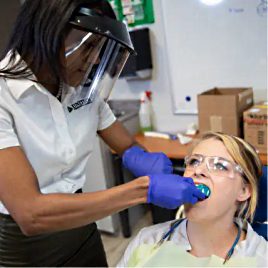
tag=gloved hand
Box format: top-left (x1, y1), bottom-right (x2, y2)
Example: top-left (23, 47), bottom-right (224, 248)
top-left (148, 174), bottom-right (207, 209)
top-left (122, 146), bottom-right (173, 177)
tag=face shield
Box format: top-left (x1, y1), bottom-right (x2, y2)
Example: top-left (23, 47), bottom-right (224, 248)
top-left (63, 7), bottom-right (135, 107)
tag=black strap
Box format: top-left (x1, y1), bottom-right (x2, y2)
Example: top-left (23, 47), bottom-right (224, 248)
top-left (167, 218), bottom-right (185, 241)
top-left (223, 222), bottom-right (242, 264)
top-left (155, 218), bottom-right (185, 247)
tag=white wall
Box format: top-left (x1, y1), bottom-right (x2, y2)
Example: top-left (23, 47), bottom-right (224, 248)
top-left (110, 0), bottom-right (198, 133)
top-left (162, 0), bottom-right (267, 114)
top-left (110, 0), bottom-right (267, 133)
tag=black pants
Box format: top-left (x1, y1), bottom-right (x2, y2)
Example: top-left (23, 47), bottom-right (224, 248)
top-left (0, 212), bottom-right (108, 267)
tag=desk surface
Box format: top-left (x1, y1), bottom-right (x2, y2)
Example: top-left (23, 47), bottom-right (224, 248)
top-left (135, 134), bottom-right (267, 165)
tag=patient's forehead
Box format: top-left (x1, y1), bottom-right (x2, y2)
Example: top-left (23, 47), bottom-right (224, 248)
top-left (192, 138), bottom-right (234, 162)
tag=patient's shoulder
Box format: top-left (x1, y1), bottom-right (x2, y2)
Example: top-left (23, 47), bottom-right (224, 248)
top-left (136, 220), bottom-right (175, 245)
top-left (238, 221), bottom-right (268, 261)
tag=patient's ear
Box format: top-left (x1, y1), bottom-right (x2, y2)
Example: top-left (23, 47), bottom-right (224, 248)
top-left (237, 183), bottom-right (251, 202)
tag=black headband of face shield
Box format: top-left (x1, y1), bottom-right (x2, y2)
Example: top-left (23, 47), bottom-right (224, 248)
top-left (69, 7), bottom-right (136, 55)
top-left (71, 6), bottom-right (105, 19)
top-left (75, 0), bottom-right (117, 19)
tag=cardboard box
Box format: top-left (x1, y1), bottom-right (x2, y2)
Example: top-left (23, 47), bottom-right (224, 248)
top-left (243, 102), bottom-right (267, 154)
top-left (198, 87), bottom-right (253, 136)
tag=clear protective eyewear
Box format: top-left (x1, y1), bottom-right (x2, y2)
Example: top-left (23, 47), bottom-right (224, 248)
top-left (184, 154), bottom-right (244, 178)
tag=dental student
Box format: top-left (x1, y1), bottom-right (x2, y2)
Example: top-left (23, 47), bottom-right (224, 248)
top-left (0, 0), bottom-right (206, 266)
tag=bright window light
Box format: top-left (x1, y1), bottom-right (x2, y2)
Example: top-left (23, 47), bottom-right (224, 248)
top-left (200, 0), bottom-right (224, 6)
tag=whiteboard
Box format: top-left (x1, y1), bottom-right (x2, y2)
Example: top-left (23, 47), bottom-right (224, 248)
top-left (161, 0), bottom-right (267, 114)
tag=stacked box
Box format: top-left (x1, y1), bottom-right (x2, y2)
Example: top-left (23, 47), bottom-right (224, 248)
top-left (243, 102), bottom-right (268, 154)
top-left (198, 87), bottom-right (253, 137)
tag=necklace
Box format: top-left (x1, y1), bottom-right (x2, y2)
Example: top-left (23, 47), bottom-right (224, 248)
top-left (56, 81), bottom-right (63, 99)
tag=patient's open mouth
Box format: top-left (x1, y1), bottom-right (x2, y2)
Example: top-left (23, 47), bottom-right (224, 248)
top-left (195, 183), bottom-right (211, 199)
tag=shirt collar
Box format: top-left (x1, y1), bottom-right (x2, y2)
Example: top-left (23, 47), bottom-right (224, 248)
top-left (0, 51), bottom-right (47, 100)
top-left (5, 79), bottom-right (37, 100)
top-left (172, 219), bottom-right (192, 250)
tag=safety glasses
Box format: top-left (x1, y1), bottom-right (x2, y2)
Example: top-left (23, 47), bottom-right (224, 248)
top-left (184, 154), bottom-right (244, 179)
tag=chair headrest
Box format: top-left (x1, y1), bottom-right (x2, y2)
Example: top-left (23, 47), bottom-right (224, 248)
top-left (253, 166), bottom-right (267, 223)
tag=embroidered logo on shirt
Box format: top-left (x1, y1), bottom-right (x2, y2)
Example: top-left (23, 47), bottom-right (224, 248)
top-left (67, 98), bottom-right (92, 113)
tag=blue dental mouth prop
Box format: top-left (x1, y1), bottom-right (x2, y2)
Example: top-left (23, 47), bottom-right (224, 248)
top-left (195, 183), bottom-right (211, 198)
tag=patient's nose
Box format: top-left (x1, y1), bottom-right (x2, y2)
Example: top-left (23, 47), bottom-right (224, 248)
top-left (194, 163), bottom-right (209, 178)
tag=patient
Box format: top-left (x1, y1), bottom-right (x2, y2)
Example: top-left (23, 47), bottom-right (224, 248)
top-left (117, 132), bottom-right (267, 267)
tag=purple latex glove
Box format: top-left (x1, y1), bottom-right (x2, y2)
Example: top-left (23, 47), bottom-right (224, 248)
top-left (148, 174), bottom-right (206, 209)
top-left (122, 146), bottom-right (173, 177)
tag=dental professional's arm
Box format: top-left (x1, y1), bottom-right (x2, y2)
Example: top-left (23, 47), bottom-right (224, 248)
top-left (0, 146), bottom-right (149, 236)
top-left (97, 120), bottom-right (138, 155)
top-left (98, 120), bottom-right (173, 176)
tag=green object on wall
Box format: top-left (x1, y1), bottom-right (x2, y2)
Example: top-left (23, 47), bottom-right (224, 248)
top-left (108, 0), bottom-right (155, 27)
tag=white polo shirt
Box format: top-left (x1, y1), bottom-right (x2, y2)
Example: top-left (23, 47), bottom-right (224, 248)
top-left (0, 53), bottom-right (116, 214)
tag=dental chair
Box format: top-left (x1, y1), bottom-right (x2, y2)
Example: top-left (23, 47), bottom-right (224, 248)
top-left (252, 165), bottom-right (267, 240)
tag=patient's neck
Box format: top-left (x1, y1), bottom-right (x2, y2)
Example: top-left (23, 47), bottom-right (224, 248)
top-left (186, 214), bottom-right (242, 259)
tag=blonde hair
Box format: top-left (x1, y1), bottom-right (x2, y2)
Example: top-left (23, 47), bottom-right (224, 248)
top-left (193, 132), bottom-right (262, 222)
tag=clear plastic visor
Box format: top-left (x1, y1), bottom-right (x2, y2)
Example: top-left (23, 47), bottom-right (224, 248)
top-left (63, 27), bottom-right (130, 103)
